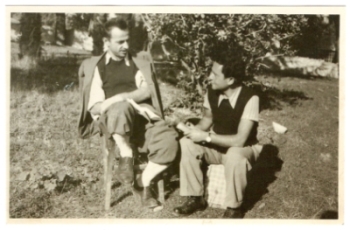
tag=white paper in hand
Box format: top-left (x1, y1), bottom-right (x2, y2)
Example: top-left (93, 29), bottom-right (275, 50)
top-left (127, 99), bottom-right (161, 121)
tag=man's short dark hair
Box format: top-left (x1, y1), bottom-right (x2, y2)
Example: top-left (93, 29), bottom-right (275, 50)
top-left (104, 18), bottom-right (129, 39)
top-left (209, 46), bottom-right (247, 83)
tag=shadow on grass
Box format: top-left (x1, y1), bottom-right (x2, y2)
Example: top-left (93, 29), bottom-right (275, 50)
top-left (111, 181), bottom-right (122, 189)
top-left (243, 144), bottom-right (283, 212)
top-left (55, 176), bottom-right (83, 194)
top-left (249, 83), bottom-right (312, 111)
top-left (10, 57), bottom-right (81, 94)
top-left (110, 191), bottom-right (133, 208)
top-left (319, 210), bottom-right (338, 219)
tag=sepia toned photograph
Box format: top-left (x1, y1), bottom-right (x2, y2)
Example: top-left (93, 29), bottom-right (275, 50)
top-left (7, 6), bottom-right (344, 222)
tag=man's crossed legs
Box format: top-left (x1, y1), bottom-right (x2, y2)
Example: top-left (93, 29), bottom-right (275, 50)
top-left (99, 101), bottom-right (179, 208)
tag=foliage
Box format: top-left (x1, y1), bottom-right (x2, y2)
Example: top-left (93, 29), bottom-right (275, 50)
top-left (73, 13), bottom-right (94, 31)
top-left (291, 15), bottom-right (339, 60)
top-left (41, 13), bottom-right (56, 27)
top-left (89, 14), bottom-right (108, 55)
top-left (19, 13), bottom-right (42, 58)
top-left (147, 14), bottom-right (307, 80)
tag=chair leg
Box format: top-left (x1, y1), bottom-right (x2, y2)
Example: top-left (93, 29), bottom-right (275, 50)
top-left (101, 136), bottom-right (108, 189)
top-left (157, 178), bottom-right (165, 205)
top-left (105, 147), bottom-right (114, 211)
top-left (101, 135), bottom-right (115, 211)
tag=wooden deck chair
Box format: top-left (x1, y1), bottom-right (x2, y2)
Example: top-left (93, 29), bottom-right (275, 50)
top-left (78, 47), bottom-right (167, 211)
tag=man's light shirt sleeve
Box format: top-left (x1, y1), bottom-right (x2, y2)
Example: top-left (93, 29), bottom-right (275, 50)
top-left (135, 70), bottom-right (148, 88)
top-left (88, 67), bottom-right (105, 120)
top-left (241, 96), bottom-right (259, 122)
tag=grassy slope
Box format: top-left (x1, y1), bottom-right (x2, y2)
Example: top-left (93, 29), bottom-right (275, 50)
top-left (248, 76), bottom-right (339, 219)
top-left (9, 54), bottom-right (339, 219)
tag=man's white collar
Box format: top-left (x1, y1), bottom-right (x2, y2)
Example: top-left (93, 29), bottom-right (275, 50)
top-left (105, 52), bottom-right (130, 66)
top-left (218, 86), bottom-right (242, 109)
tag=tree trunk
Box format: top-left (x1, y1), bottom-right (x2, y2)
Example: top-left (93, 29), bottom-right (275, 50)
top-left (65, 13), bottom-right (75, 46)
top-left (55, 13), bottom-right (65, 46)
top-left (19, 13), bottom-right (42, 58)
top-left (90, 14), bottom-right (107, 55)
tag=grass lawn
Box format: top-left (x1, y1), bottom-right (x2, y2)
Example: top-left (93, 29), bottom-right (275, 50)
top-left (9, 46), bottom-right (339, 219)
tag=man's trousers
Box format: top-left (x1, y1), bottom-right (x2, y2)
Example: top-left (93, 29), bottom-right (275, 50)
top-left (99, 101), bottom-right (179, 165)
top-left (179, 137), bottom-right (261, 208)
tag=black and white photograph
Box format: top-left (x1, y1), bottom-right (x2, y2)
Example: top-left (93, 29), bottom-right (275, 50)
top-left (6, 5), bottom-right (345, 223)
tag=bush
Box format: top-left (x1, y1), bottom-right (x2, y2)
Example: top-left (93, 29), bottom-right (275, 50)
top-left (147, 14), bottom-right (307, 80)
top-left (291, 15), bottom-right (339, 62)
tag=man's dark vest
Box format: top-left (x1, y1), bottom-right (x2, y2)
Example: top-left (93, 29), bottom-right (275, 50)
top-left (208, 86), bottom-right (258, 146)
top-left (97, 54), bottom-right (138, 99)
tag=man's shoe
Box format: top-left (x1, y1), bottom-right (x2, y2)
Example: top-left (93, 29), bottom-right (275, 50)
top-left (115, 157), bottom-right (134, 185)
top-left (173, 196), bottom-right (207, 216)
top-left (222, 207), bottom-right (244, 219)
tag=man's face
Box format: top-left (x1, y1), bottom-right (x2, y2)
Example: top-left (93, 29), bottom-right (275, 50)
top-left (105, 27), bottom-right (129, 59)
top-left (208, 62), bottom-right (234, 91)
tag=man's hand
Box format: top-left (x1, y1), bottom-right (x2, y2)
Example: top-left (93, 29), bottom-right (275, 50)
top-left (100, 95), bottom-right (125, 114)
top-left (184, 129), bottom-right (208, 143)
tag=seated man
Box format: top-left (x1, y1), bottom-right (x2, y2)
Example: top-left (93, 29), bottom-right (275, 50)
top-left (173, 50), bottom-right (261, 218)
top-left (78, 18), bottom-right (179, 208)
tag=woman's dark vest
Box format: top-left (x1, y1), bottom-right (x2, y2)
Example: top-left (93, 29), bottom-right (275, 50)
top-left (208, 86), bottom-right (258, 146)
